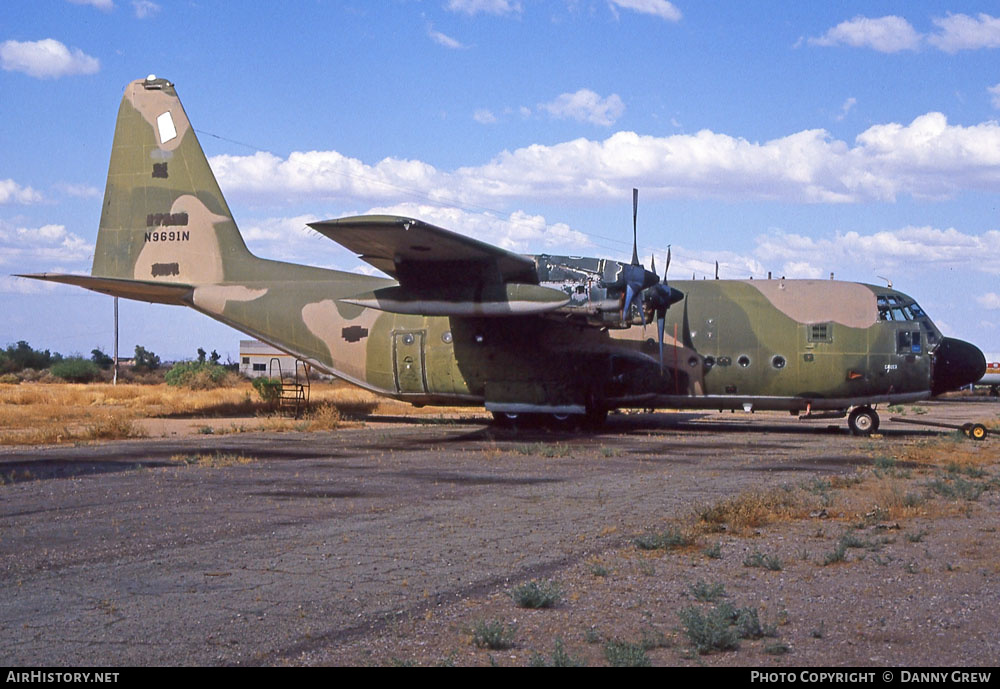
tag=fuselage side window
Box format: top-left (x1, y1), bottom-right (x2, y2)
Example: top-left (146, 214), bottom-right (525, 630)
top-left (808, 323), bottom-right (833, 343)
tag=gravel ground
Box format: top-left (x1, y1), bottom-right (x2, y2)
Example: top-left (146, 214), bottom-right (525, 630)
top-left (1, 400), bottom-right (997, 667)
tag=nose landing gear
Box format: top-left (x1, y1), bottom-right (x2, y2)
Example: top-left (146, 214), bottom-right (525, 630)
top-left (848, 406), bottom-right (880, 436)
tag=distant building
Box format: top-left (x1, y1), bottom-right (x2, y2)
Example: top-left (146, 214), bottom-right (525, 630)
top-left (238, 340), bottom-right (297, 379)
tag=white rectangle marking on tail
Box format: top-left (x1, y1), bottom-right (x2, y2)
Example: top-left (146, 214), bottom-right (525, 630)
top-left (156, 111), bottom-right (177, 144)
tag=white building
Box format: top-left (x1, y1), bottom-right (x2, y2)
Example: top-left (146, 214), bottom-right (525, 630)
top-left (238, 340), bottom-right (298, 379)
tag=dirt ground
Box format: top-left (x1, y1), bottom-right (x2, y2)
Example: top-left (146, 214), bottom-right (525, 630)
top-left (1, 400), bottom-right (997, 667)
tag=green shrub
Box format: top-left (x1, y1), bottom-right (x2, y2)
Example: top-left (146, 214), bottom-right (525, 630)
top-left (511, 580), bottom-right (562, 609)
top-left (252, 376), bottom-right (282, 403)
top-left (471, 619), bottom-right (516, 650)
top-left (50, 357), bottom-right (100, 383)
top-left (678, 605), bottom-right (740, 654)
top-left (690, 579), bottom-right (726, 602)
top-left (743, 550), bottom-right (782, 571)
top-left (528, 639), bottom-right (584, 667)
top-left (165, 361), bottom-right (234, 389)
top-left (603, 639), bottom-right (651, 667)
top-left (633, 526), bottom-right (694, 551)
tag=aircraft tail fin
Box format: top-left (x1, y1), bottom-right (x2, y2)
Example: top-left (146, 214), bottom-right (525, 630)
top-left (91, 75), bottom-right (255, 285)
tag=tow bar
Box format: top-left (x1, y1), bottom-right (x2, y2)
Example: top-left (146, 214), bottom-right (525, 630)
top-left (889, 416), bottom-right (989, 441)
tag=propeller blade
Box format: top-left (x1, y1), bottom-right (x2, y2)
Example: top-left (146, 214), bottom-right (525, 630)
top-left (623, 282), bottom-right (645, 325)
top-left (631, 188), bottom-right (639, 266)
top-left (657, 313), bottom-right (665, 374)
top-left (650, 253), bottom-right (657, 278)
top-left (715, 260), bottom-right (719, 280)
top-left (665, 246), bottom-right (671, 280)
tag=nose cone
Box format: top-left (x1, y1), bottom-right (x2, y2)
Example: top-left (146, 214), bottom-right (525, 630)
top-left (932, 337), bottom-right (987, 396)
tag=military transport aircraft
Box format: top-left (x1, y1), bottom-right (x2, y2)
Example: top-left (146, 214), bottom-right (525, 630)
top-left (20, 76), bottom-right (988, 435)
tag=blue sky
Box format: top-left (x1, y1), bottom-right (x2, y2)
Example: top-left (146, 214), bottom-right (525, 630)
top-left (2, 0), bottom-right (1000, 362)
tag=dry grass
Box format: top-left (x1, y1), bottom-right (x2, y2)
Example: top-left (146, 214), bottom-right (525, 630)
top-left (171, 452), bottom-right (257, 467)
top-left (688, 429), bottom-right (997, 542)
top-left (696, 485), bottom-right (806, 535)
top-left (0, 380), bottom-right (390, 445)
top-left (306, 403), bottom-right (342, 430)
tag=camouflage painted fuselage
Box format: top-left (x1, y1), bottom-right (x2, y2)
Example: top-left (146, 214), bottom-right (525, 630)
top-left (203, 270), bottom-right (939, 416)
top-left (24, 76), bottom-right (984, 420)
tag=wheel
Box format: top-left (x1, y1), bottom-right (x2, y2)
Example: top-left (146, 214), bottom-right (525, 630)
top-left (490, 411), bottom-right (519, 428)
top-left (969, 423), bottom-right (988, 441)
top-left (547, 412), bottom-right (578, 430)
top-left (848, 406), bottom-right (879, 436)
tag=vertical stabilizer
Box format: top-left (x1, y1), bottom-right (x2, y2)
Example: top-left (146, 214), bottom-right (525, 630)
top-left (92, 75), bottom-right (254, 284)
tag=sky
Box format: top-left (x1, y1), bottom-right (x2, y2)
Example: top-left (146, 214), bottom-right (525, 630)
top-left (2, 0), bottom-right (1000, 363)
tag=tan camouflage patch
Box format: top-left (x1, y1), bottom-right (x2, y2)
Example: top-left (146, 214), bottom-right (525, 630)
top-left (133, 195), bottom-right (228, 284)
top-left (747, 279), bottom-right (877, 328)
top-left (302, 300), bottom-right (380, 383)
top-left (123, 79), bottom-right (189, 152)
top-left (191, 285), bottom-right (268, 314)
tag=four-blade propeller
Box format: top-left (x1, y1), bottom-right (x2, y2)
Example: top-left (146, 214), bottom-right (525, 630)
top-left (619, 188), bottom-right (685, 374)
top-left (619, 188), bottom-right (661, 324)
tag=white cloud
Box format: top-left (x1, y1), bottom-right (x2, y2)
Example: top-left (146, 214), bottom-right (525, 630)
top-left (989, 84), bottom-right (1000, 110)
top-left (0, 221), bottom-right (92, 268)
top-left (0, 39), bottom-right (100, 79)
top-left (977, 292), bottom-right (1000, 309)
top-left (446, 0), bottom-right (521, 16)
top-left (428, 25), bottom-right (467, 49)
top-left (608, 0), bottom-right (681, 22)
top-left (67, 0), bottom-right (114, 10)
top-left (928, 13), bottom-right (1000, 53)
top-left (55, 183), bottom-right (101, 199)
top-left (835, 97), bottom-right (857, 122)
top-left (210, 112), bottom-right (1000, 206)
top-left (810, 12), bottom-right (1000, 54)
top-left (132, 0), bottom-right (160, 18)
top-left (237, 206), bottom-right (591, 272)
top-left (240, 214), bottom-right (329, 262)
top-left (809, 15), bottom-right (922, 53)
top-left (0, 275), bottom-right (63, 295)
top-left (539, 89), bottom-right (625, 126)
top-left (473, 108), bottom-right (498, 124)
top-left (0, 179), bottom-right (43, 205)
top-left (365, 203), bottom-right (592, 254)
top-left (752, 226), bottom-right (1000, 279)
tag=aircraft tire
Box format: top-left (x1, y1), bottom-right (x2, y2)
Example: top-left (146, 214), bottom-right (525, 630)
top-left (547, 413), bottom-right (579, 430)
top-left (490, 411), bottom-right (519, 428)
top-left (848, 406), bottom-right (879, 436)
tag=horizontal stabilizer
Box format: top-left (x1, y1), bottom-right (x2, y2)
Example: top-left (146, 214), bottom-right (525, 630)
top-left (16, 273), bottom-right (192, 305)
top-left (341, 283), bottom-right (569, 317)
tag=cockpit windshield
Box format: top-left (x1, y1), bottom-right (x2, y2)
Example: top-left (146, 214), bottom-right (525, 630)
top-left (877, 294), bottom-right (939, 344)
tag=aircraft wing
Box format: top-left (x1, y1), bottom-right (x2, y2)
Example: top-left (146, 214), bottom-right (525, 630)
top-left (309, 215), bottom-right (569, 316)
top-left (308, 215), bottom-right (539, 288)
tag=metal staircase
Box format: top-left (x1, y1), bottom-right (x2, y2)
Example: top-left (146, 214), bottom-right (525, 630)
top-left (268, 357), bottom-right (311, 417)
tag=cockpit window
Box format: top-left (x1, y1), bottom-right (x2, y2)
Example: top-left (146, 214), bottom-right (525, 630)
top-left (898, 330), bottom-right (922, 354)
top-left (877, 295), bottom-right (922, 322)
